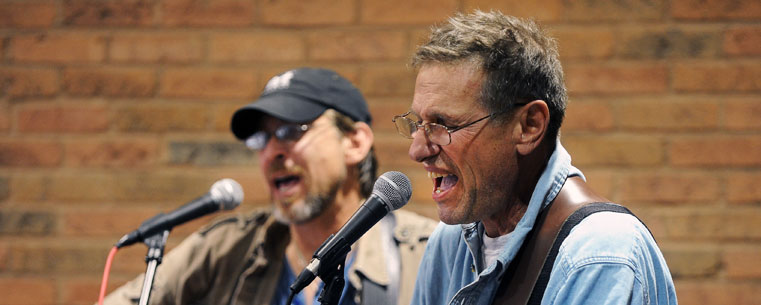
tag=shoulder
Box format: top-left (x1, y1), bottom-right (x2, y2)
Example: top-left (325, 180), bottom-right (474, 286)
top-left (192, 208), bottom-right (276, 246)
top-left (392, 209), bottom-right (438, 242)
top-left (557, 210), bottom-right (657, 271)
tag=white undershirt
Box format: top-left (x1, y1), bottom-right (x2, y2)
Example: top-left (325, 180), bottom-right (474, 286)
top-left (481, 231), bottom-right (512, 269)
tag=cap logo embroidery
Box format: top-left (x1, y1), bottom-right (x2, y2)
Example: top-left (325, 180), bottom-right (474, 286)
top-left (264, 71), bottom-right (295, 92)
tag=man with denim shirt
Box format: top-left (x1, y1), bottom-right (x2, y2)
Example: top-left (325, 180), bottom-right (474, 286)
top-left (395, 11), bottom-right (677, 305)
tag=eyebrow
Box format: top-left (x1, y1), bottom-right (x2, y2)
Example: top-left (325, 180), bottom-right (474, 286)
top-left (411, 109), bottom-right (462, 126)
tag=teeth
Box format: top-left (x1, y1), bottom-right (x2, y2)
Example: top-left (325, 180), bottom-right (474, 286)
top-left (427, 171), bottom-right (446, 179)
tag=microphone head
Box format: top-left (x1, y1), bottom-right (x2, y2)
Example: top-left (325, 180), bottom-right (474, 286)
top-left (210, 178), bottom-right (244, 210)
top-left (372, 171), bottom-right (412, 211)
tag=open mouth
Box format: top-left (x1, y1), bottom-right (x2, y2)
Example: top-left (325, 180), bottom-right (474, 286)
top-left (429, 171), bottom-right (458, 194)
top-left (274, 175), bottom-right (301, 192)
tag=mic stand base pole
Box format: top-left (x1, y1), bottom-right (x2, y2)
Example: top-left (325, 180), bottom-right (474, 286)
top-left (138, 230), bottom-right (170, 305)
top-left (318, 255), bottom-right (347, 305)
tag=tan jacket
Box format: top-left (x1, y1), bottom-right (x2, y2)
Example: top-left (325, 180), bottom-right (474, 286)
top-left (103, 208), bottom-right (437, 305)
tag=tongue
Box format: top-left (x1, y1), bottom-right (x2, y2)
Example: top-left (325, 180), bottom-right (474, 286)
top-left (439, 175), bottom-right (458, 191)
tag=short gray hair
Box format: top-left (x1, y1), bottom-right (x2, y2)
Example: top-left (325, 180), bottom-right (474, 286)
top-left (413, 10), bottom-right (567, 141)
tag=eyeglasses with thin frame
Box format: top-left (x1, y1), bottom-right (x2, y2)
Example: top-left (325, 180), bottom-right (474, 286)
top-left (392, 102), bottom-right (529, 146)
top-left (245, 123), bottom-right (310, 151)
top-left (392, 111), bottom-right (495, 146)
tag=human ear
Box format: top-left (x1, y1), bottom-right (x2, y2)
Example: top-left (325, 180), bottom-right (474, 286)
top-left (515, 100), bottom-right (549, 155)
top-left (343, 121), bottom-right (374, 165)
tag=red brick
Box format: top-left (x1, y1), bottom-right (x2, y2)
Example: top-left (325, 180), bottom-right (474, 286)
top-left (727, 172), bottom-right (761, 204)
top-left (212, 102), bottom-right (242, 132)
top-left (581, 170), bottom-right (615, 200)
top-left (63, 0), bottom-right (154, 26)
top-left (114, 104), bottom-right (208, 132)
top-left (565, 0), bottom-right (665, 21)
top-left (724, 26), bottom-right (761, 56)
top-left (8, 174), bottom-right (48, 202)
top-left (676, 281), bottom-right (761, 305)
top-left (618, 172), bottom-right (720, 204)
top-left (63, 208), bottom-right (160, 237)
top-left (259, 0), bottom-right (355, 25)
top-left (0, 2), bottom-right (56, 28)
top-left (108, 173), bottom-right (212, 202)
top-left (553, 28), bottom-right (615, 60)
top-left (64, 138), bottom-right (160, 167)
top-left (724, 247), bottom-right (761, 279)
top-left (657, 209), bottom-right (761, 240)
top-left (562, 99), bottom-right (614, 132)
top-left (672, 0), bottom-right (761, 20)
top-left (565, 64), bottom-right (668, 94)
top-left (373, 134), bottom-right (420, 170)
top-left (0, 277), bottom-right (55, 305)
top-left (0, 67), bottom-right (58, 98)
top-left (368, 98), bottom-right (413, 134)
top-left (18, 104), bottom-right (110, 133)
top-left (209, 32), bottom-right (305, 63)
top-left (0, 106), bottom-right (7, 132)
top-left (8, 244), bottom-right (116, 275)
top-left (562, 136), bottom-right (664, 167)
top-left (673, 63), bottom-right (761, 92)
top-left (359, 66), bottom-right (416, 97)
top-left (64, 67), bottom-right (156, 97)
top-left (62, 279), bottom-right (101, 305)
top-left (670, 136), bottom-right (761, 167)
top-left (0, 244), bottom-right (7, 271)
top-left (661, 244), bottom-right (720, 277)
top-left (616, 99), bottom-right (719, 131)
top-left (362, 0), bottom-right (457, 25)
top-left (162, 0), bottom-right (254, 26)
top-left (725, 99), bottom-right (761, 130)
top-left (161, 68), bottom-right (257, 99)
top-left (464, 0), bottom-right (563, 22)
top-left (9, 33), bottom-right (106, 63)
top-left (110, 33), bottom-right (203, 63)
top-left (614, 27), bottom-right (721, 59)
top-left (0, 140), bottom-right (62, 167)
top-left (259, 67), bottom-right (360, 93)
top-left (307, 30), bottom-right (407, 61)
top-left (47, 173), bottom-right (117, 202)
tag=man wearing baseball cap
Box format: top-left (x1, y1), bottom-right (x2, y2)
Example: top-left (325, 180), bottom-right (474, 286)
top-left (103, 68), bottom-right (436, 305)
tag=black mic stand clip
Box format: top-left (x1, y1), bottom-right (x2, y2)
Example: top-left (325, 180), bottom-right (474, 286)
top-left (317, 254), bottom-right (347, 305)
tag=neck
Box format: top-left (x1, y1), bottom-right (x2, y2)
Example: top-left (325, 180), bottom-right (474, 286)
top-left (482, 141), bottom-right (552, 237)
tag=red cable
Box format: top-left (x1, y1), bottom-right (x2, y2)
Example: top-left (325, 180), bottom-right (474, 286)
top-left (98, 246), bottom-right (119, 305)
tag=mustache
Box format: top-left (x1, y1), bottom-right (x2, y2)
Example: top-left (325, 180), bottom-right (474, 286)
top-left (266, 160), bottom-right (305, 177)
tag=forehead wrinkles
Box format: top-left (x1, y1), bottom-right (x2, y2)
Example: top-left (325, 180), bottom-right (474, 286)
top-left (412, 63), bottom-right (486, 121)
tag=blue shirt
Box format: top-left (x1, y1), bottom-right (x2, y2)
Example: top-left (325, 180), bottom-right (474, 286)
top-left (411, 142), bottom-right (677, 305)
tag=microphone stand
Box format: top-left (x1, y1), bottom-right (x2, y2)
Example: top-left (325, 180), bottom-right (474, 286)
top-left (135, 213), bottom-right (171, 305)
top-left (317, 254), bottom-right (347, 305)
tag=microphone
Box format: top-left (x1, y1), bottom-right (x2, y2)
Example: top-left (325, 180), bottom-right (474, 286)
top-left (115, 178), bottom-right (244, 248)
top-left (289, 171), bottom-right (412, 295)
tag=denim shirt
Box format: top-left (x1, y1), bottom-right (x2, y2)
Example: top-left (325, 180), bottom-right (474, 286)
top-left (411, 142), bottom-right (677, 305)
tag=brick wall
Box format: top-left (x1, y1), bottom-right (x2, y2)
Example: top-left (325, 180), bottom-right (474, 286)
top-left (1, 0), bottom-right (759, 304)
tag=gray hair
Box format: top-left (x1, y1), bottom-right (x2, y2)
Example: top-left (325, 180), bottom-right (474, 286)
top-left (412, 10), bottom-right (567, 141)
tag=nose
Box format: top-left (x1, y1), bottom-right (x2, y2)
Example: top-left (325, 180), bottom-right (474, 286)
top-left (408, 129), bottom-right (440, 163)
